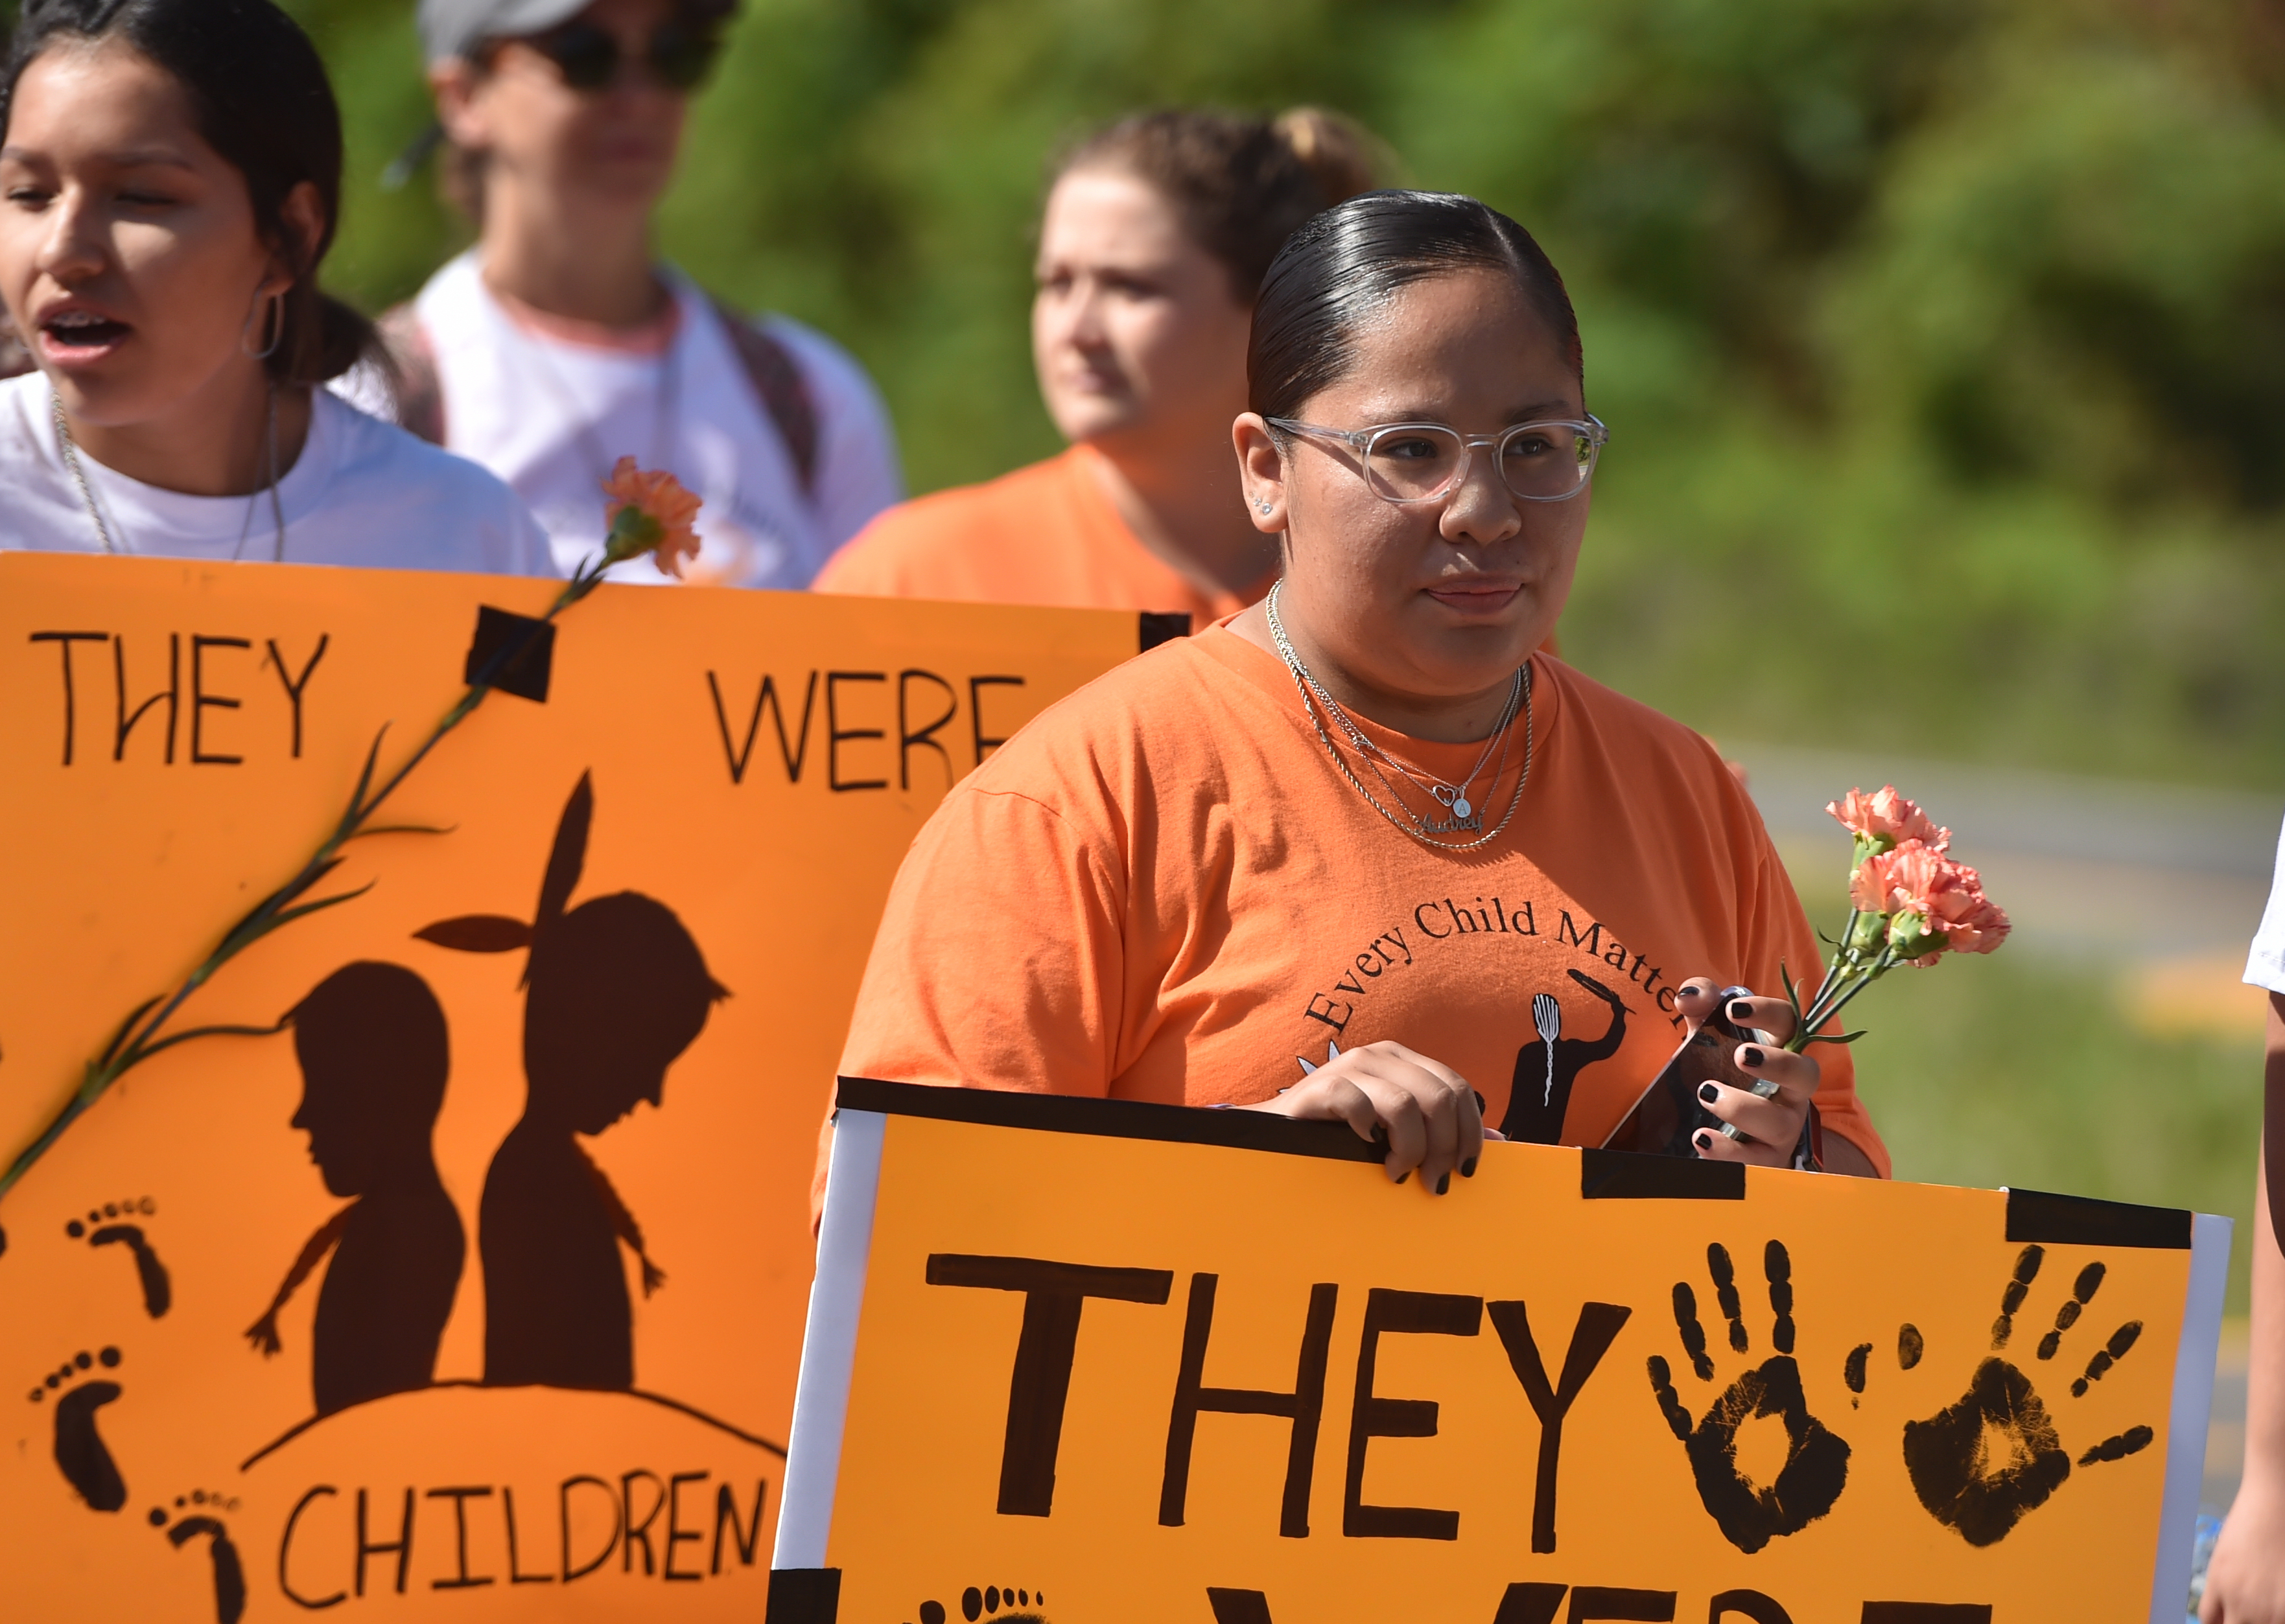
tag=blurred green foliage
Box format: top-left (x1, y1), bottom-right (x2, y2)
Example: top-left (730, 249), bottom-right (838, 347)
top-left (288, 0), bottom-right (2285, 791)
top-left (283, 0), bottom-right (2278, 1244)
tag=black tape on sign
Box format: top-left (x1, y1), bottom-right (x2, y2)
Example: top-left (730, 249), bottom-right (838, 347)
top-left (1140, 612), bottom-right (1193, 651)
top-left (1579, 1149), bottom-right (1746, 1201)
top-left (2004, 1187), bottom-right (2192, 1250)
top-left (766, 1568), bottom-right (841, 1624)
top-left (464, 605), bottom-right (556, 702)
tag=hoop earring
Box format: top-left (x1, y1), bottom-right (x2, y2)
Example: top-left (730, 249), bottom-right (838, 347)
top-left (241, 288), bottom-right (285, 361)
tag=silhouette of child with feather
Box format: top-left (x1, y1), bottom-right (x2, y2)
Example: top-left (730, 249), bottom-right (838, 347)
top-left (417, 772), bottom-right (726, 1391)
top-left (246, 962), bottom-right (464, 1416)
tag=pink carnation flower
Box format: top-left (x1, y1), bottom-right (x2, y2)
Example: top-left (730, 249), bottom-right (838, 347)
top-left (1850, 839), bottom-right (2010, 961)
top-left (1827, 785), bottom-right (1949, 852)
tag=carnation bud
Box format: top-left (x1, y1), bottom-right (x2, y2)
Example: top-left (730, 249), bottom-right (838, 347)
top-left (1886, 912), bottom-right (1947, 962)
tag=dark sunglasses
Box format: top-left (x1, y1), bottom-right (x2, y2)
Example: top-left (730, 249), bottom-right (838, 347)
top-left (521, 18), bottom-right (722, 93)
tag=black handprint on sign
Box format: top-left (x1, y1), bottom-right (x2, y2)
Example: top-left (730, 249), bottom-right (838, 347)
top-left (1871, 1244), bottom-right (2152, 1548)
top-left (1646, 1240), bottom-right (1851, 1552)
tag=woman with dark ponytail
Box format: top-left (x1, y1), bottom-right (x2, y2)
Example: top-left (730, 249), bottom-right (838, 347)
top-left (0, 0), bottom-right (553, 570)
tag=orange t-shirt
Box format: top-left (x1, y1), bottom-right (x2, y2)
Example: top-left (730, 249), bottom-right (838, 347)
top-left (838, 625), bottom-right (1888, 1174)
top-left (812, 445), bottom-right (1267, 624)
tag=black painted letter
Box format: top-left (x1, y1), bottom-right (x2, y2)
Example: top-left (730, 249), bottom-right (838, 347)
top-left (898, 669), bottom-right (957, 792)
top-left (826, 671), bottom-right (887, 791)
top-left (926, 1253), bottom-right (1175, 1517)
top-left (264, 635), bottom-right (328, 758)
top-left (1343, 1288), bottom-right (1481, 1539)
top-left (354, 1487), bottom-right (414, 1597)
top-left (1487, 1299), bottom-right (1633, 1553)
top-left (112, 632), bottom-right (179, 764)
top-left (1160, 1275), bottom-right (1337, 1537)
top-left (191, 635), bottom-right (250, 765)
top-left (29, 631), bottom-right (105, 765)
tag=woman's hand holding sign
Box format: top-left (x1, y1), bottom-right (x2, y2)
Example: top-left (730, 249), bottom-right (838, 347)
top-left (1248, 1040), bottom-right (1488, 1194)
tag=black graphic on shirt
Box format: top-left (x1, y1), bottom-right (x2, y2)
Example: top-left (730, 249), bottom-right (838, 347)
top-left (1501, 970), bottom-right (1631, 1144)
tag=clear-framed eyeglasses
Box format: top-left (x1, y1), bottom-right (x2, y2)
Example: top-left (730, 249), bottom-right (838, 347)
top-left (1265, 414), bottom-right (1609, 505)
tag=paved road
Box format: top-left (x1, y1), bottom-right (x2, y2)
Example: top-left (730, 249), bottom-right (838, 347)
top-left (1733, 742), bottom-right (2280, 1039)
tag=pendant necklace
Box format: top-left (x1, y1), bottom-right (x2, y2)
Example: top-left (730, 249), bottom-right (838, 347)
top-left (1266, 584), bottom-right (1515, 829)
top-left (1263, 580), bottom-right (1532, 853)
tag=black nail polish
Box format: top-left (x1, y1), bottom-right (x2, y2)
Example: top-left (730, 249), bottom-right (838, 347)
top-left (1395, 1171), bottom-right (1408, 1185)
top-left (1742, 1046), bottom-right (1765, 1067)
top-left (1436, 1172), bottom-right (1451, 1196)
top-left (1694, 1130), bottom-right (1713, 1150)
top-left (1730, 1000), bottom-right (1754, 1021)
top-left (1461, 1155), bottom-right (1479, 1178)
top-left (1697, 1082), bottom-right (1719, 1104)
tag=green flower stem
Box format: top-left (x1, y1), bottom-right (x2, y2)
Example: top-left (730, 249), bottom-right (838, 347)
top-left (1787, 944), bottom-right (1898, 1053)
top-left (0, 561), bottom-right (614, 1206)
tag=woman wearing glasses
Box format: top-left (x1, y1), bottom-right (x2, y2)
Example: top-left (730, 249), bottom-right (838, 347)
top-left (0, 0), bottom-right (550, 572)
top-left (378, 0), bottom-right (902, 586)
top-left (814, 108), bottom-right (1376, 627)
top-left (837, 190), bottom-right (1886, 1189)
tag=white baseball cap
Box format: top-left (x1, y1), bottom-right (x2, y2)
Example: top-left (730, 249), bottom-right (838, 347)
top-left (416, 0), bottom-right (591, 65)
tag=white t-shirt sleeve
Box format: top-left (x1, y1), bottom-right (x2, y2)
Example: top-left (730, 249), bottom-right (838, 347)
top-left (328, 355), bottom-right (400, 423)
top-left (762, 316), bottom-right (904, 556)
top-left (2247, 811), bottom-right (2285, 993)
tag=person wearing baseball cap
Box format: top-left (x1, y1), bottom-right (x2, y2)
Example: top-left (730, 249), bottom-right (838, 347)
top-left (360, 0), bottom-right (902, 588)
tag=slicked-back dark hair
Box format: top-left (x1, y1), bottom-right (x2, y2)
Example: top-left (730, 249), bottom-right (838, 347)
top-left (1249, 190), bottom-right (1583, 423)
top-left (1, 0), bottom-right (376, 386)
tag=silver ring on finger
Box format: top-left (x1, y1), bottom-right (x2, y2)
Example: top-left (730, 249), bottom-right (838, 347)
top-left (1717, 1120), bottom-right (1748, 1142)
top-left (1748, 1077), bottom-right (1781, 1099)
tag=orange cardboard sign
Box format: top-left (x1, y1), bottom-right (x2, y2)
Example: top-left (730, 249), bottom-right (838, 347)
top-left (0, 552), bottom-right (1147, 1621)
top-left (777, 1080), bottom-right (2229, 1624)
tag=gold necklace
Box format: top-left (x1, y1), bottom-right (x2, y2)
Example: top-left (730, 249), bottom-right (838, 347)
top-left (1263, 581), bottom-right (1533, 853)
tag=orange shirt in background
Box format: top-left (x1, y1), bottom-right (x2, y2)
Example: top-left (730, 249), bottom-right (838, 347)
top-left (812, 445), bottom-right (1267, 624)
top-left (838, 623), bottom-right (1887, 1178)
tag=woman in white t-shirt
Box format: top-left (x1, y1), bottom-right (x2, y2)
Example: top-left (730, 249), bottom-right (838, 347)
top-left (2203, 819), bottom-right (2285, 1621)
top-left (369, 0), bottom-right (902, 588)
top-left (0, 0), bottom-right (553, 574)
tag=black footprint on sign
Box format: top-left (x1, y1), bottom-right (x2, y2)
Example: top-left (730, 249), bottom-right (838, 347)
top-left (27, 1346), bottom-right (126, 1511)
top-left (150, 1496), bottom-right (248, 1624)
top-left (1646, 1239), bottom-right (1851, 1553)
top-left (910, 1583), bottom-right (1049, 1623)
top-left (67, 1198), bottom-right (170, 1317)
top-left (1875, 1244), bottom-right (2152, 1548)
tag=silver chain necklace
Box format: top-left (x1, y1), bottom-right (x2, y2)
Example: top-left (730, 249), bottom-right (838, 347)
top-left (51, 387), bottom-right (287, 561)
top-left (1263, 579), bottom-right (1532, 853)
